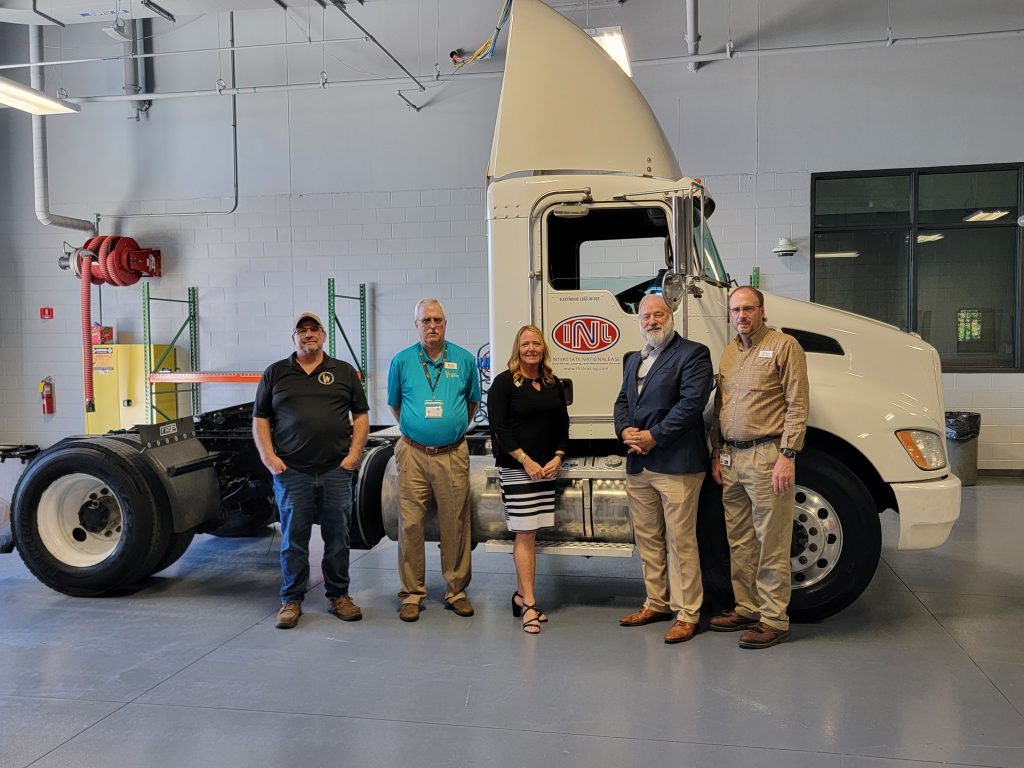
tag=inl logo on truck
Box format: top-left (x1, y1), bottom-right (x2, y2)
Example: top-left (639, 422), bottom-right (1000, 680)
top-left (552, 315), bottom-right (620, 354)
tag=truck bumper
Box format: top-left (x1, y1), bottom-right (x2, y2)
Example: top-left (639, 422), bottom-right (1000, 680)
top-left (891, 475), bottom-right (962, 550)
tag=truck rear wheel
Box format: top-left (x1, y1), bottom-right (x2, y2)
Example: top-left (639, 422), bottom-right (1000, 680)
top-left (12, 442), bottom-right (169, 596)
top-left (150, 530), bottom-right (196, 575)
top-left (351, 443), bottom-right (391, 549)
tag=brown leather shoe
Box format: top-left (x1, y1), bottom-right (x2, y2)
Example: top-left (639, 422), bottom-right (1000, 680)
top-left (738, 622), bottom-right (790, 649)
top-left (444, 597), bottom-right (475, 617)
top-left (328, 595), bottom-right (362, 622)
top-left (399, 603), bottom-right (421, 622)
top-left (663, 620), bottom-right (698, 644)
top-left (275, 601), bottom-right (301, 629)
top-left (709, 609), bottom-right (760, 632)
top-left (619, 607), bottom-right (674, 627)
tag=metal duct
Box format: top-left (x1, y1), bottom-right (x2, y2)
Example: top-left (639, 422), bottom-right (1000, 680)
top-left (29, 26), bottom-right (95, 234)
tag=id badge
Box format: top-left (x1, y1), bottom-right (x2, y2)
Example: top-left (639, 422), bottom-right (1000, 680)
top-left (719, 452), bottom-right (732, 468)
top-left (425, 400), bottom-right (444, 419)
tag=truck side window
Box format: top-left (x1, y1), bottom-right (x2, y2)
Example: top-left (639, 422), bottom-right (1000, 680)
top-left (546, 206), bottom-right (669, 314)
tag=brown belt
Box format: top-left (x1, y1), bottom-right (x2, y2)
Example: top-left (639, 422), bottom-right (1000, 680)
top-left (401, 435), bottom-right (465, 456)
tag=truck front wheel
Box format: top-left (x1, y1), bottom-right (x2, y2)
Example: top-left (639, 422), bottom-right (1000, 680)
top-left (789, 448), bottom-right (881, 622)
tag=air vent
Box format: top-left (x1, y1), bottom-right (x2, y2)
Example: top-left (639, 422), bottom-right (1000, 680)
top-left (781, 328), bottom-right (844, 356)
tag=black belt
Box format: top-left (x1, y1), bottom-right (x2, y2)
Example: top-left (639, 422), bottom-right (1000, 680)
top-left (402, 435), bottom-right (465, 456)
top-left (723, 435), bottom-right (781, 449)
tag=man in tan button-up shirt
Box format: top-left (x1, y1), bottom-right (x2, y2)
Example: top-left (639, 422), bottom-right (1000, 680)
top-left (710, 286), bottom-right (809, 649)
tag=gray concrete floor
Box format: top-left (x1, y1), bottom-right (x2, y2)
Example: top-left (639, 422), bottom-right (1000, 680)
top-left (1, 478), bottom-right (1022, 768)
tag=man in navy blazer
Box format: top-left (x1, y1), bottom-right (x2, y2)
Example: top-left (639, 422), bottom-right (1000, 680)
top-left (613, 293), bottom-right (714, 644)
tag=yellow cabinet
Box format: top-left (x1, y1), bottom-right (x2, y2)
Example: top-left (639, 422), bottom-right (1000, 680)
top-left (86, 344), bottom-right (177, 434)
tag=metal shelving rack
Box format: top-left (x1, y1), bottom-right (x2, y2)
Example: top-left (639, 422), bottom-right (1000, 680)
top-left (327, 280), bottom-right (368, 388)
top-left (143, 280), bottom-right (370, 423)
top-left (142, 284), bottom-right (200, 424)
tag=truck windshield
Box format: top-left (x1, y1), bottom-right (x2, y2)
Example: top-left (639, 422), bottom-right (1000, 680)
top-left (695, 219), bottom-right (729, 284)
top-left (546, 204), bottom-right (729, 313)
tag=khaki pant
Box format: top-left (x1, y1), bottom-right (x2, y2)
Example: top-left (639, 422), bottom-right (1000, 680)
top-left (626, 469), bottom-right (705, 623)
top-left (394, 438), bottom-right (472, 605)
top-left (721, 441), bottom-right (793, 631)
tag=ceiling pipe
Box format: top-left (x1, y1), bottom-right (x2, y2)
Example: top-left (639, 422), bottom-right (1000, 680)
top-left (0, 36), bottom-right (365, 73)
top-left (62, 23), bottom-right (1024, 106)
top-left (327, 0), bottom-right (426, 92)
top-left (29, 26), bottom-right (95, 234)
top-left (684, 0), bottom-right (700, 72)
top-left (31, 0), bottom-right (64, 28)
top-left (643, 26), bottom-right (1024, 67)
top-left (97, 13), bottom-right (239, 222)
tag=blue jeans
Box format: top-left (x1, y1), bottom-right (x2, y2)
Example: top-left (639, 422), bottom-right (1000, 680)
top-left (272, 465), bottom-right (353, 604)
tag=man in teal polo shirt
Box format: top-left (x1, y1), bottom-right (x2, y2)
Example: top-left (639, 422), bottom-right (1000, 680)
top-left (387, 298), bottom-right (481, 622)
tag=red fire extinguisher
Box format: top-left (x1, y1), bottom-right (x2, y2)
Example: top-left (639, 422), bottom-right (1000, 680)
top-left (40, 377), bottom-right (55, 415)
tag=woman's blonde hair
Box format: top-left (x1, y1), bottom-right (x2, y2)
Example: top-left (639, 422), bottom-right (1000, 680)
top-left (507, 324), bottom-right (556, 387)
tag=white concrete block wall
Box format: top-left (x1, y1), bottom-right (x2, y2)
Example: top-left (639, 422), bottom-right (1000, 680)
top-left (699, 172), bottom-right (811, 298)
top-left (943, 373), bottom-right (1024, 473)
top-left (0, 189), bottom-right (489, 445)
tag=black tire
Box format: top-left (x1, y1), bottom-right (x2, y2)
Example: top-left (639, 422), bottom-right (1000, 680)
top-left (696, 475), bottom-right (734, 614)
top-left (351, 443), bottom-right (392, 549)
top-left (695, 448), bottom-right (881, 623)
top-left (150, 530), bottom-right (195, 575)
top-left (11, 440), bottom-right (169, 596)
top-left (789, 448), bottom-right (881, 622)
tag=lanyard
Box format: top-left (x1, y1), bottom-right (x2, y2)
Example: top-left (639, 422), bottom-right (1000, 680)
top-left (418, 345), bottom-right (447, 394)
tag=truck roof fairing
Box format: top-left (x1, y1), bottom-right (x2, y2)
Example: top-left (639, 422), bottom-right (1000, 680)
top-left (486, 0), bottom-right (681, 183)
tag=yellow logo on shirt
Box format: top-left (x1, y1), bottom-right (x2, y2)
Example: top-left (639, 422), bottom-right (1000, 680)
top-left (318, 372), bottom-right (335, 385)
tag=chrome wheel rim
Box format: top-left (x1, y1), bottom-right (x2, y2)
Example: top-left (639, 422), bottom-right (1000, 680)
top-left (791, 485), bottom-right (843, 589)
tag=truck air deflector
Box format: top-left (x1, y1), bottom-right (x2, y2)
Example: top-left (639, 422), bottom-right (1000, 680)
top-left (487, 0), bottom-right (681, 182)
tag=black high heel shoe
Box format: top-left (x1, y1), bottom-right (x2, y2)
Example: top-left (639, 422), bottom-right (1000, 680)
top-left (512, 591), bottom-right (548, 622)
top-left (521, 602), bottom-right (542, 635)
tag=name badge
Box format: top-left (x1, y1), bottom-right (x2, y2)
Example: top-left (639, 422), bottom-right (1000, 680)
top-left (425, 400), bottom-right (444, 419)
top-left (719, 452), bottom-right (732, 468)
top-left (444, 361), bottom-right (458, 370)
top-left (759, 350), bottom-right (773, 358)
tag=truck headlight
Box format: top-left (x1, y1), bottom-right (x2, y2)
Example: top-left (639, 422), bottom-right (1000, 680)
top-left (896, 430), bottom-right (947, 470)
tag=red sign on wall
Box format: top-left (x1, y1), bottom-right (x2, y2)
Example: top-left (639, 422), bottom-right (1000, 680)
top-left (551, 315), bottom-right (620, 354)
top-left (40, 307), bottom-right (54, 320)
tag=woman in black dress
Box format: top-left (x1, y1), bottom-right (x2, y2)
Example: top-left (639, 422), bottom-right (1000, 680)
top-left (489, 325), bottom-right (570, 634)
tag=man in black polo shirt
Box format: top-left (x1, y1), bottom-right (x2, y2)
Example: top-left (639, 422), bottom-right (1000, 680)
top-left (253, 312), bottom-right (369, 629)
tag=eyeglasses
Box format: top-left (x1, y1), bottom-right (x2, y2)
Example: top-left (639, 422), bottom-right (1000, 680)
top-left (417, 317), bottom-right (445, 327)
top-left (729, 305), bottom-right (762, 315)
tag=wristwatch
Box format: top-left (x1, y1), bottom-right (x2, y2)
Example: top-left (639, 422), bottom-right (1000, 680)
top-left (780, 448), bottom-right (797, 459)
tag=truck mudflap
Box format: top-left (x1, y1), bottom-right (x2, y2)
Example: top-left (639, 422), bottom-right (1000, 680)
top-left (892, 475), bottom-right (962, 550)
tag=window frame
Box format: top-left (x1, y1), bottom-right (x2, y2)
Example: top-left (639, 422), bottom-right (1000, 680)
top-left (810, 162), bottom-right (1024, 373)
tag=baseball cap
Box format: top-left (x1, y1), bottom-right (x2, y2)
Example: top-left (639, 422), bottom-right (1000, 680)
top-left (293, 312), bottom-right (324, 331)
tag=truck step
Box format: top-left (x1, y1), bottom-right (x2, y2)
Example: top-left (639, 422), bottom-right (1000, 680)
top-left (483, 539), bottom-right (635, 558)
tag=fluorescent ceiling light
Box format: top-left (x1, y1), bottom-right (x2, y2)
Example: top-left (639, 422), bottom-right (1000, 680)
top-left (916, 233), bottom-right (944, 243)
top-left (963, 209), bottom-right (1009, 222)
top-left (814, 251), bottom-right (860, 259)
top-left (586, 26), bottom-right (632, 77)
top-left (0, 75), bottom-right (79, 115)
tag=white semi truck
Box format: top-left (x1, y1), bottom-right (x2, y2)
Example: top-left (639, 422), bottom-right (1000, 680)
top-left (4, 0), bottom-right (960, 622)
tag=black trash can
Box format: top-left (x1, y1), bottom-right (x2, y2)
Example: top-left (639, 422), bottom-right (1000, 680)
top-left (945, 411), bottom-right (981, 486)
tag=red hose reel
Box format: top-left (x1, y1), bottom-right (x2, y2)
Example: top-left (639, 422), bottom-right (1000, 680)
top-left (72, 236), bottom-right (162, 412)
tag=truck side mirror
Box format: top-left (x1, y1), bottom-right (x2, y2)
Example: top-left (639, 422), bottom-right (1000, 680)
top-left (662, 272), bottom-right (684, 311)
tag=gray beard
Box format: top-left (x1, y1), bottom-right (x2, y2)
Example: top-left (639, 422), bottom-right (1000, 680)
top-left (641, 324), bottom-right (674, 348)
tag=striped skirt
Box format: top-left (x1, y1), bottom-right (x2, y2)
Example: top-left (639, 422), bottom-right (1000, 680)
top-left (498, 467), bottom-right (556, 532)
